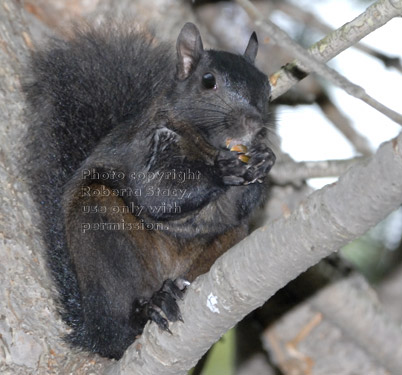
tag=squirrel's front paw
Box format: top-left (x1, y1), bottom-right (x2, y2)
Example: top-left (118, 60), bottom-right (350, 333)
top-left (243, 143), bottom-right (276, 184)
top-left (217, 149), bottom-right (248, 186)
top-left (132, 278), bottom-right (189, 334)
top-left (217, 143), bottom-right (275, 185)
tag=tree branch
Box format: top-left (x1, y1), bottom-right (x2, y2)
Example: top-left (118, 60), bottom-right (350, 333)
top-left (276, 0), bottom-right (402, 73)
top-left (236, 0), bottom-right (402, 124)
top-left (310, 275), bottom-right (402, 373)
top-left (107, 132), bottom-right (402, 374)
top-left (263, 274), bottom-right (402, 374)
top-left (315, 92), bottom-right (373, 156)
top-left (377, 262), bottom-right (402, 323)
top-left (0, 1), bottom-right (109, 373)
top-left (270, 157), bottom-right (366, 185)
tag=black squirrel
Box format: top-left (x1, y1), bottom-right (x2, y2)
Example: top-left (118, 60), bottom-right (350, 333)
top-left (23, 22), bottom-right (276, 359)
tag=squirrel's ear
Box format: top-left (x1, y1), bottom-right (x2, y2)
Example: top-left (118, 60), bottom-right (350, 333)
top-left (244, 32), bottom-right (258, 64)
top-left (176, 23), bottom-right (204, 80)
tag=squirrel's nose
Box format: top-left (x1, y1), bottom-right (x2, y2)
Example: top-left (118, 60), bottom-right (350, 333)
top-left (241, 113), bottom-right (263, 135)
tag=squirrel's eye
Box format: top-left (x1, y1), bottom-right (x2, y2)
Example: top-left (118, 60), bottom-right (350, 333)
top-left (202, 73), bottom-right (216, 89)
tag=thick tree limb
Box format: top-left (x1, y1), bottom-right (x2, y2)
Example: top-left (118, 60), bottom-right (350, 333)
top-left (107, 132), bottom-right (402, 374)
top-left (377, 262), bottom-right (402, 323)
top-left (311, 275), bottom-right (402, 373)
top-left (263, 275), bottom-right (398, 375)
top-left (0, 1), bottom-right (109, 373)
top-left (236, 0), bottom-right (402, 124)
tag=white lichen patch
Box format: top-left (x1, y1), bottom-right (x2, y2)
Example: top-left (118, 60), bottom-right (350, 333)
top-left (206, 293), bottom-right (220, 314)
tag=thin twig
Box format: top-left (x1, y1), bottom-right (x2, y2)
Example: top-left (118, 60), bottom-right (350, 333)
top-left (315, 92), bottom-right (373, 156)
top-left (236, 0), bottom-right (402, 125)
top-left (270, 157), bottom-right (366, 185)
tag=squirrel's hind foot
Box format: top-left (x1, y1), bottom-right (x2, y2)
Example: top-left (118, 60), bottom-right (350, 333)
top-left (131, 278), bottom-right (189, 334)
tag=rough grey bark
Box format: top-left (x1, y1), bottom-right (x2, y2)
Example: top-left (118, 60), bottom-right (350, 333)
top-left (93, 0), bottom-right (202, 44)
top-left (0, 1), bottom-right (111, 373)
top-left (262, 279), bottom-right (389, 375)
top-left (311, 275), bottom-right (402, 373)
top-left (377, 262), bottom-right (402, 324)
top-left (0, 1), bottom-right (107, 374)
top-left (262, 274), bottom-right (402, 374)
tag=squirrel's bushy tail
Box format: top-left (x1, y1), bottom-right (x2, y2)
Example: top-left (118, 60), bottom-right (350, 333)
top-left (22, 25), bottom-right (174, 346)
top-left (25, 26), bottom-right (173, 179)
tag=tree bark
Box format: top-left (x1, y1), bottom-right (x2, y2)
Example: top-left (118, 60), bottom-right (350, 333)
top-left (0, 1), bottom-right (109, 373)
top-left (262, 276), bottom-right (393, 375)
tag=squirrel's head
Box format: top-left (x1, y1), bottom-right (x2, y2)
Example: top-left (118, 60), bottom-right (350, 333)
top-left (171, 22), bottom-right (273, 150)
